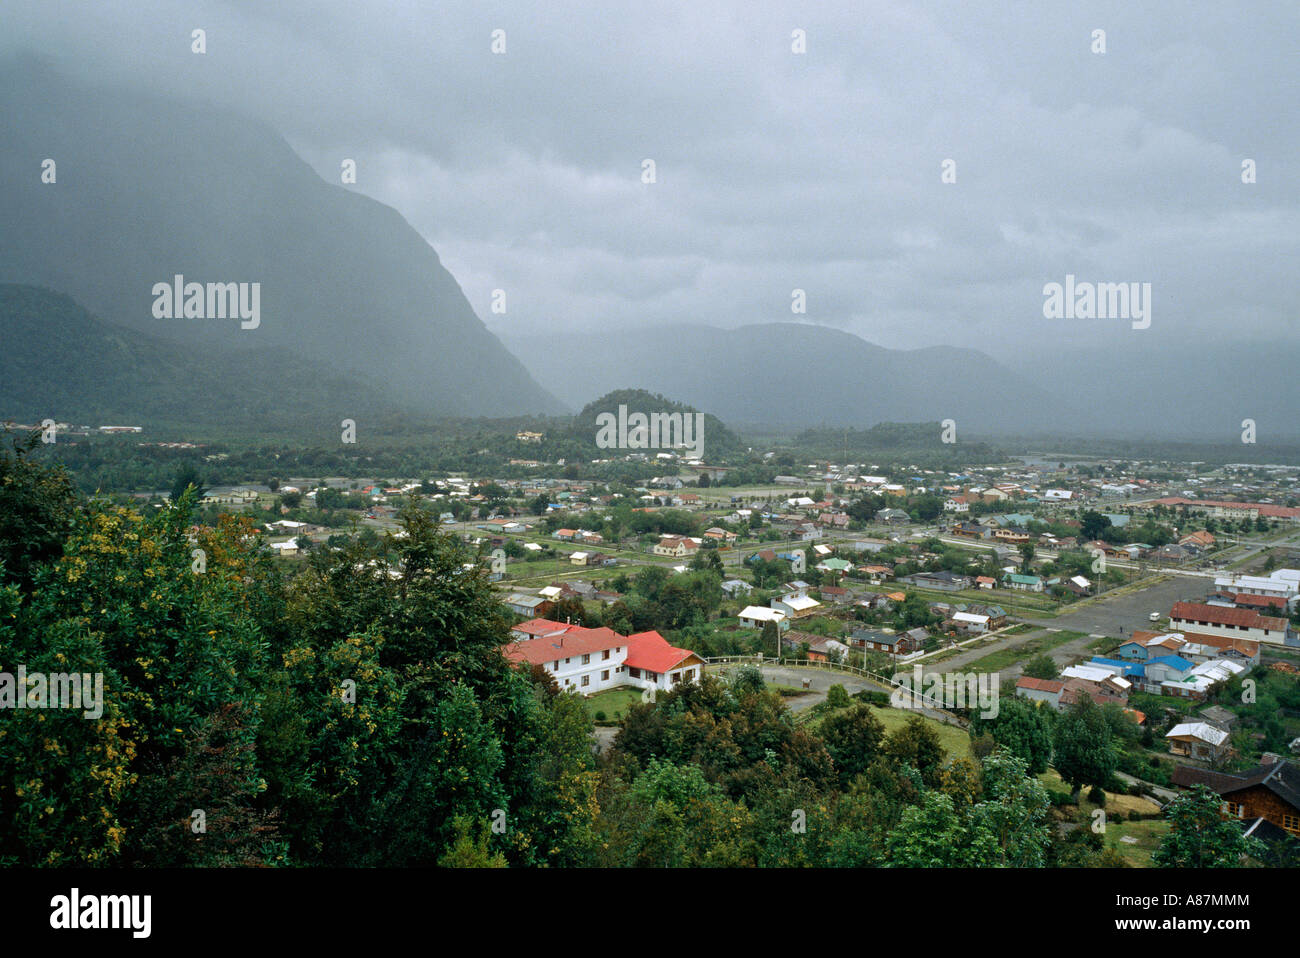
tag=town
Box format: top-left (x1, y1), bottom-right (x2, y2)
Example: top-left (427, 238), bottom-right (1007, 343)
top-left (72, 429), bottom-right (1298, 869)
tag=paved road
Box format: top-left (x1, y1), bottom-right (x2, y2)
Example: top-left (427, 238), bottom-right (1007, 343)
top-left (1021, 574), bottom-right (1207, 637)
top-left (930, 573), bottom-right (1222, 682)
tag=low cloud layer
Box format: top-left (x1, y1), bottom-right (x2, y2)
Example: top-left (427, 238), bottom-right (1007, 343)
top-left (5, 0), bottom-right (1295, 361)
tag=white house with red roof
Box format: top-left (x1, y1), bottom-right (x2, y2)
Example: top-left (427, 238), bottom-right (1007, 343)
top-left (1169, 601), bottom-right (1293, 647)
top-left (502, 622), bottom-right (705, 694)
top-left (624, 630), bottom-right (706, 692)
top-left (503, 623), bottom-right (632, 694)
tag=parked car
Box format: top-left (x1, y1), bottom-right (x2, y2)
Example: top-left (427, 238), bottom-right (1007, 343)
top-left (1149, 611), bottom-right (1161, 622)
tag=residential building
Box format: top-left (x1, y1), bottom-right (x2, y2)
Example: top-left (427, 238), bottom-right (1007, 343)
top-left (1015, 677), bottom-right (1064, 709)
top-left (653, 535), bottom-right (700, 557)
top-left (1169, 601), bottom-right (1293, 647)
top-left (772, 593), bottom-right (822, 620)
top-left (624, 630), bottom-right (706, 691)
top-left (739, 606), bottom-right (788, 630)
top-left (1171, 761), bottom-right (1300, 841)
top-left (504, 593), bottom-right (554, 618)
top-left (1166, 722), bottom-right (1232, 762)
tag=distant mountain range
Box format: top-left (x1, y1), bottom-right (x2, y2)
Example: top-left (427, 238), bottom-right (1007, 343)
top-left (506, 323), bottom-right (1300, 442)
top-left (0, 60), bottom-right (563, 421)
top-left (4, 60), bottom-right (1294, 444)
top-left (506, 323), bottom-right (1067, 433)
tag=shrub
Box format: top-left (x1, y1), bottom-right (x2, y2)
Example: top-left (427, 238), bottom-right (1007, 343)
top-left (594, 710), bottom-right (606, 722)
top-left (1088, 786), bottom-right (1106, 805)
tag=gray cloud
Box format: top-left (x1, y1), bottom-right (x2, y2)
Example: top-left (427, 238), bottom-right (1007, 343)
top-left (4, 0), bottom-right (1296, 359)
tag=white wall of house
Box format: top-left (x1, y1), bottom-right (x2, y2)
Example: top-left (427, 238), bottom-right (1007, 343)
top-left (1015, 687), bottom-right (1060, 709)
top-left (628, 661), bottom-right (704, 693)
top-left (543, 645), bottom-right (629, 693)
top-left (1169, 616), bottom-right (1285, 646)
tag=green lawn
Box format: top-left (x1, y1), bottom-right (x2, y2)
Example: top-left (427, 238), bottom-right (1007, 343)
top-left (1102, 819), bottom-right (1171, 867)
top-left (582, 687), bottom-right (646, 725)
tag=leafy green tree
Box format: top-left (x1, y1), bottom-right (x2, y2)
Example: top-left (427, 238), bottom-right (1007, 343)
top-left (1052, 696), bottom-right (1117, 793)
top-left (1154, 785), bottom-right (1264, 867)
top-left (975, 697), bottom-right (1053, 775)
top-left (821, 704), bottom-right (885, 786)
top-left (1022, 653), bottom-right (1059, 681)
top-left (884, 791), bottom-right (999, 867)
top-left (1018, 542), bottom-right (1035, 572)
top-left (884, 715), bottom-right (945, 789)
top-left (169, 461), bottom-right (207, 507)
top-left (438, 815), bottom-right (508, 867)
top-left (0, 431), bottom-right (77, 594)
top-left (1079, 510), bottom-right (1112, 541)
top-left (970, 749), bottom-right (1052, 866)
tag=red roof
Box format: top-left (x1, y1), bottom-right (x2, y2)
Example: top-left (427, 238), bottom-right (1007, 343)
top-left (1234, 593), bottom-right (1286, 609)
top-left (512, 618), bottom-right (579, 639)
top-left (1169, 630), bottom-right (1260, 657)
top-left (1016, 677), bottom-right (1064, 693)
top-left (624, 630), bottom-right (699, 674)
top-left (503, 626), bottom-right (627, 666)
top-left (1148, 497), bottom-right (1300, 519)
top-left (1170, 601), bottom-right (1286, 632)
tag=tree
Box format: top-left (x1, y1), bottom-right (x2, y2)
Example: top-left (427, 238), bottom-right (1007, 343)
top-left (0, 431), bottom-right (76, 594)
top-left (976, 697), bottom-right (1053, 775)
top-left (884, 791), bottom-right (999, 867)
top-left (970, 749), bottom-right (1052, 867)
top-left (912, 495), bottom-right (943, 522)
top-left (169, 461), bottom-right (207, 506)
top-left (820, 705), bottom-right (884, 786)
top-left (761, 620), bottom-right (780, 655)
top-left (1018, 543), bottom-right (1035, 572)
top-left (884, 715), bottom-right (945, 788)
top-left (1022, 653), bottom-right (1059, 681)
top-left (1052, 697), bottom-right (1117, 793)
top-left (1153, 785), bottom-right (1264, 867)
top-left (1079, 510), bottom-right (1112, 542)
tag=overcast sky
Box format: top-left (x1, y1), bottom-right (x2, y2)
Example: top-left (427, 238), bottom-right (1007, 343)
top-left (5, 1), bottom-right (1296, 360)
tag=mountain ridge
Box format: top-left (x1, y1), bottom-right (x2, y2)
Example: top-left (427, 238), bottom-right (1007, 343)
top-left (0, 59), bottom-right (563, 418)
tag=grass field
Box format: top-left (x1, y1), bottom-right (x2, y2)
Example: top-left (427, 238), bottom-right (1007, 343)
top-left (965, 630), bottom-right (1088, 674)
top-left (903, 585), bottom-right (1062, 619)
top-left (802, 703), bottom-right (971, 760)
top-left (1038, 769), bottom-right (1163, 817)
top-left (1101, 819), bottom-right (1171, 867)
top-left (582, 687), bottom-right (646, 724)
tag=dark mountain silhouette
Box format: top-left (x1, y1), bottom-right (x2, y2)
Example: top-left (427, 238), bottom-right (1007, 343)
top-left (0, 60), bottom-right (563, 419)
top-left (507, 322), bottom-right (1067, 433)
top-left (0, 284), bottom-right (408, 430)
